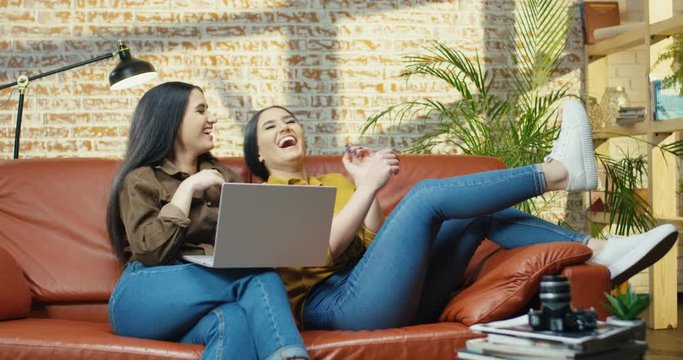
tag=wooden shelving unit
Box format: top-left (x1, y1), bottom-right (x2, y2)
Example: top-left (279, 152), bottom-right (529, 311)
top-left (593, 117), bottom-right (683, 139)
top-left (587, 14), bottom-right (683, 59)
top-left (584, 0), bottom-right (681, 330)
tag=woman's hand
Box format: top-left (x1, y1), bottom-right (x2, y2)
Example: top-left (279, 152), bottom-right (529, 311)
top-left (185, 169), bottom-right (225, 192)
top-left (330, 146), bottom-right (398, 259)
top-left (171, 169), bottom-right (225, 217)
top-left (342, 146), bottom-right (399, 191)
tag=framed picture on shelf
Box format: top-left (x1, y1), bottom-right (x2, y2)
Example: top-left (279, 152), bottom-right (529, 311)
top-left (651, 79), bottom-right (683, 120)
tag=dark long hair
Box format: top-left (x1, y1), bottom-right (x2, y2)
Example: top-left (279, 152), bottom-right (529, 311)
top-left (243, 105), bottom-right (298, 180)
top-left (106, 81), bottom-right (203, 263)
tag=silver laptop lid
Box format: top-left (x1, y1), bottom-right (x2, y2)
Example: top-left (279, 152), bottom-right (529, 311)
top-left (212, 183), bottom-right (336, 268)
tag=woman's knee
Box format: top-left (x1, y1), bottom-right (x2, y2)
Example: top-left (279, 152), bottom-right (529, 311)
top-left (250, 270), bottom-right (285, 288)
top-left (183, 303), bottom-right (258, 360)
top-left (195, 303), bottom-right (251, 340)
top-left (412, 178), bottom-right (438, 193)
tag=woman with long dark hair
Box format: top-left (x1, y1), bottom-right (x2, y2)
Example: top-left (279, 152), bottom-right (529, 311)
top-left (243, 100), bottom-right (677, 331)
top-left (106, 82), bottom-right (309, 360)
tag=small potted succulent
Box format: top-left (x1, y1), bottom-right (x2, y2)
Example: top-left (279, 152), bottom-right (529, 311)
top-left (601, 283), bottom-right (649, 340)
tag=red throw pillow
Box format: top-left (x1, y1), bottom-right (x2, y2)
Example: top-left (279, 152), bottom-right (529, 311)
top-left (439, 242), bottom-right (592, 325)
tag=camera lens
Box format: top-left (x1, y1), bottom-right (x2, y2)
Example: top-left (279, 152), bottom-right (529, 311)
top-left (538, 275), bottom-right (572, 332)
top-left (529, 275), bottom-right (597, 332)
top-left (539, 275), bottom-right (571, 307)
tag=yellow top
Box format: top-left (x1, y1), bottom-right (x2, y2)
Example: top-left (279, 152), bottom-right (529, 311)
top-left (267, 173), bottom-right (376, 326)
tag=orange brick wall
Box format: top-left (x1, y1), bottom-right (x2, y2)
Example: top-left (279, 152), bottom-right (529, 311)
top-left (0, 0), bottom-right (584, 159)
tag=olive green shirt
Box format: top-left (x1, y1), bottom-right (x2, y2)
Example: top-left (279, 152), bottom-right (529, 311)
top-left (118, 157), bottom-right (242, 266)
top-left (267, 173), bottom-right (376, 326)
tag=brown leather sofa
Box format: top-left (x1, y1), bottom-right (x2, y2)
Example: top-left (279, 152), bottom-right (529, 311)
top-left (0, 155), bottom-right (611, 360)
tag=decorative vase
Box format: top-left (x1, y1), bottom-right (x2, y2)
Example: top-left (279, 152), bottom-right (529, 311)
top-left (586, 96), bottom-right (605, 129)
top-left (600, 86), bottom-right (631, 126)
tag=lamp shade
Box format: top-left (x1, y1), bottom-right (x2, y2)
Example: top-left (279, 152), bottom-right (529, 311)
top-left (109, 40), bottom-right (158, 90)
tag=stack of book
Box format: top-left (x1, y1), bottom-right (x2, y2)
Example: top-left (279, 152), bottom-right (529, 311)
top-left (456, 315), bottom-right (647, 360)
top-left (617, 107), bottom-right (645, 125)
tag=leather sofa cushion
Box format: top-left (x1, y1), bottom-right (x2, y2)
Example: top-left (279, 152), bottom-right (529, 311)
top-left (0, 158), bottom-right (250, 304)
top-left (0, 159), bottom-right (122, 303)
top-left (303, 322), bottom-right (483, 359)
top-left (439, 242), bottom-right (592, 325)
top-left (0, 247), bottom-right (31, 320)
top-left (0, 318), bottom-right (480, 360)
top-left (0, 318), bottom-right (203, 360)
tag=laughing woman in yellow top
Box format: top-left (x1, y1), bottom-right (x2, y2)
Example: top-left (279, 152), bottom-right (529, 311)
top-left (243, 104), bottom-right (677, 331)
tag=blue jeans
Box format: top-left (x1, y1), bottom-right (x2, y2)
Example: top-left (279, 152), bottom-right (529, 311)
top-left (302, 165), bottom-right (590, 330)
top-left (109, 261), bottom-right (308, 360)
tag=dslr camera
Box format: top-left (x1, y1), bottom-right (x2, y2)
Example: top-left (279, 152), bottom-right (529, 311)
top-left (528, 275), bottom-right (598, 332)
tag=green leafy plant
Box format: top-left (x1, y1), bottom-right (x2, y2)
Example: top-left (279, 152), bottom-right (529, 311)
top-left (590, 139), bottom-right (683, 237)
top-left (360, 0), bottom-right (683, 233)
top-left (596, 153), bottom-right (655, 236)
top-left (601, 283), bottom-right (650, 320)
top-left (653, 34), bottom-right (683, 96)
top-left (361, 0), bottom-right (571, 214)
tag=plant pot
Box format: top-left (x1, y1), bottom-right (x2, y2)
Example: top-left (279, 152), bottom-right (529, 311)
top-left (605, 316), bottom-right (646, 341)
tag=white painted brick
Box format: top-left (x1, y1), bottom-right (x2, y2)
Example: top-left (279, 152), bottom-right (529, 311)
top-left (608, 51), bottom-right (637, 65)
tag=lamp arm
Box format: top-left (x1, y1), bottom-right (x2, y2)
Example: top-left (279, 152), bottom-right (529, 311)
top-left (0, 51), bottom-right (117, 91)
top-left (0, 49), bottom-right (119, 159)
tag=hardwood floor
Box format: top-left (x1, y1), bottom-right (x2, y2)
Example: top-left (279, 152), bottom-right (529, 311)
top-left (646, 298), bottom-right (683, 359)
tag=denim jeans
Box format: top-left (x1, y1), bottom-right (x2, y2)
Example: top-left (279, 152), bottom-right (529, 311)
top-left (302, 165), bottom-right (590, 330)
top-left (109, 261), bottom-right (308, 360)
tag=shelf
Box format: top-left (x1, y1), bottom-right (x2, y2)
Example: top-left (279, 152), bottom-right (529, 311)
top-left (652, 118), bottom-right (683, 133)
top-left (589, 215), bottom-right (683, 230)
top-left (587, 14), bottom-right (683, 59)
top-left (587, 24), bottom-right (646, 58)
top-left (592, 122), bottom-right (648, 139)
top-left (650, 14), bottom-right (683, 39)
top-left (592, 118), bottom-right (683, 139)
top-left (585, 3), bottom-right (680, 330)
top-left (656, 217), bottom-right (683, 231)
top-left (588, 211), bottom-right (612, 224)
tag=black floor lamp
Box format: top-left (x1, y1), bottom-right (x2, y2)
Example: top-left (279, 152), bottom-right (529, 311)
top-left (0, 40), bottom-right (158, 159)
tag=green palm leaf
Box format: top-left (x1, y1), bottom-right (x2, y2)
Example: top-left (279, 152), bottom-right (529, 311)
top-left (597, 154), bottom-right (657, 235)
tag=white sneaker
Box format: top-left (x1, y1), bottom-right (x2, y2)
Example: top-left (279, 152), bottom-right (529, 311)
top-left (544, 99), bottom-right (598, 192)
top-left (591, 224), bottom-right (678, 285)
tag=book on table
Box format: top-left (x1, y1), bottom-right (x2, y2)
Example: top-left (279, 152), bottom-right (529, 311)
top-left (456, 348), bottom-right (507, 360)
top-left (459, 337), bottom-right (647, 360)
top-left (464, 314), bottom-right (642, 357)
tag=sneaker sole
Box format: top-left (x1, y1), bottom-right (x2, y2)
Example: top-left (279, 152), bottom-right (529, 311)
top-left (610, 226), bottom-right (679, 285)
top-left (569, 99), bottom-right (598, 192)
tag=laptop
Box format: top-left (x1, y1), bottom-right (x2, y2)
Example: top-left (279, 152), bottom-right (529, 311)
top-left (183, 182), bottom-right (336, 268)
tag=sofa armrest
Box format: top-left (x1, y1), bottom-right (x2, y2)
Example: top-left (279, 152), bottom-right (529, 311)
top-left (562, 263), bottom-right (611, 320)
top-left (0, 247), bottom-right (31, 320)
